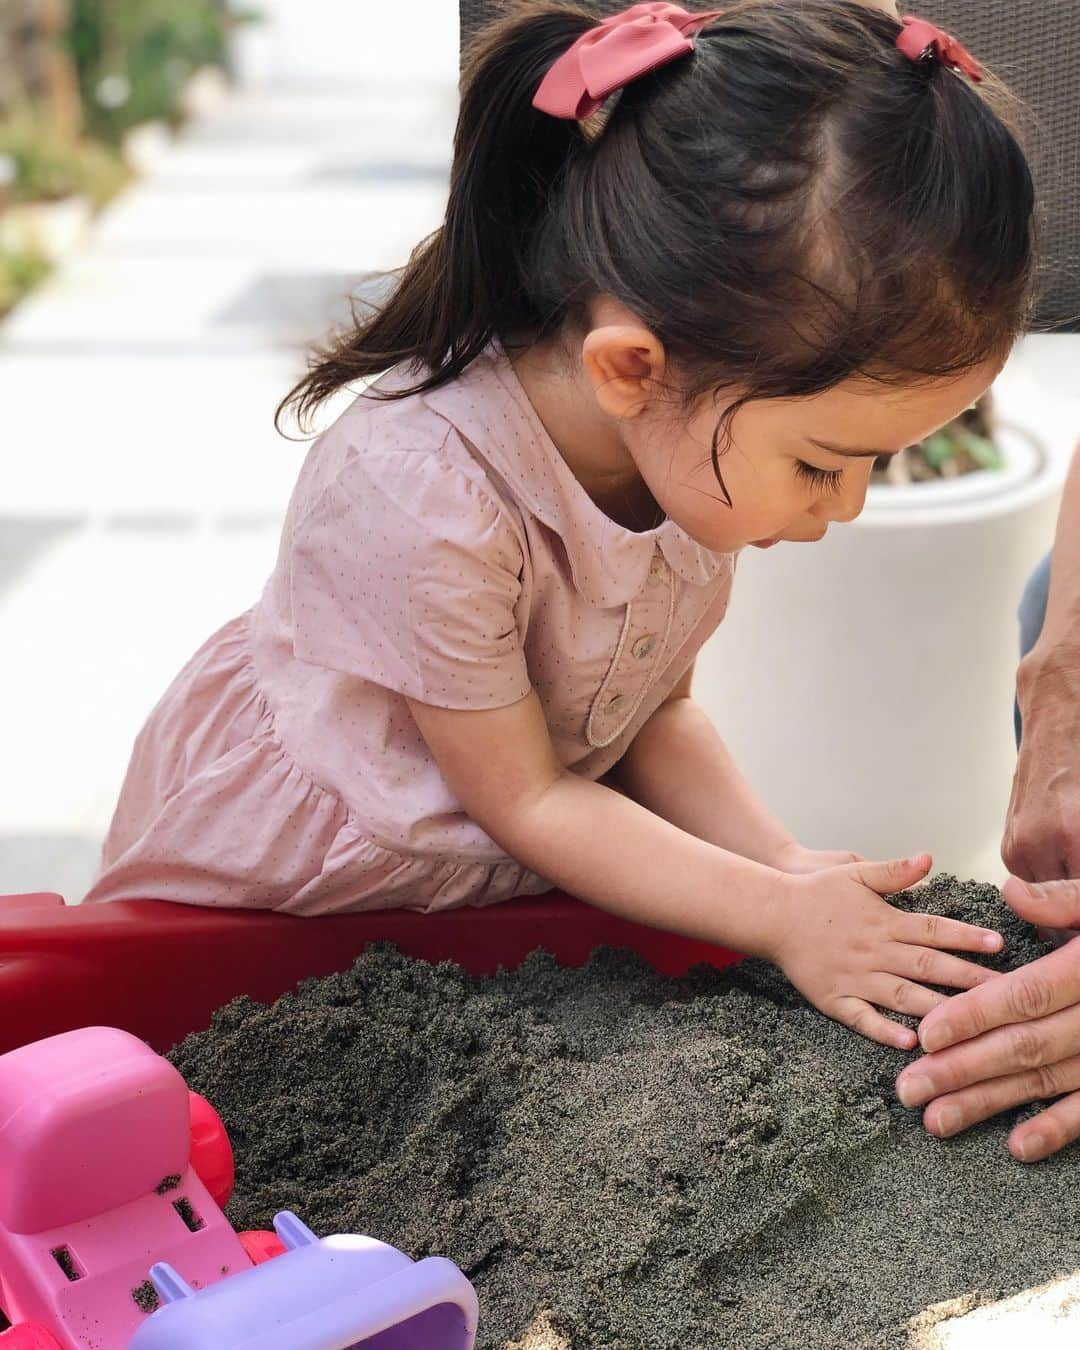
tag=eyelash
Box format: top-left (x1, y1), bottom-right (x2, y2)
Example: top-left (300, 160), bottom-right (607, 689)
top-left (794, 461), bottom-right (844, 495)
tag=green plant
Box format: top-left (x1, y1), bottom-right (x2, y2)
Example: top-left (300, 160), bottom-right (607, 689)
top-left (68, 0), bottom-right (233, 142)
top-left (0, 108), bottom-right (129, 206)
top-left (0, 247), bottom-right (52, 318)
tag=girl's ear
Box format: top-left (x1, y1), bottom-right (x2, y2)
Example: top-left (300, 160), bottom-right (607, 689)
top-left (581, 326), bottom-right (667, 420)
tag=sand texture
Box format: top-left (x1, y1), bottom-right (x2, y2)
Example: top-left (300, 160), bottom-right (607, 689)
top-left (170, 877), bottom-right (1078, 1349)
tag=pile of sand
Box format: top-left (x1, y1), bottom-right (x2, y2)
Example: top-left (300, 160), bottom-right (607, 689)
top-left (170, 877), bottom-right (1077, 1349)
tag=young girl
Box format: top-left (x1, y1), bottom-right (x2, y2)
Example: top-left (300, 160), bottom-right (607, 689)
top-left (85, 0), bottom-right (1035, 1051)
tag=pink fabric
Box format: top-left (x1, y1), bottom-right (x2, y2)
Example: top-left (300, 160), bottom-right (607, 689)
top-left (532, 2), bottom-right (725, 121)
top-left (83, 342), bottom-right (736, 915)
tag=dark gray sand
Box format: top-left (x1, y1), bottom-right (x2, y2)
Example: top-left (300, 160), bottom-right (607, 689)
top-left (169, 877), bottom-right (1077, 1349)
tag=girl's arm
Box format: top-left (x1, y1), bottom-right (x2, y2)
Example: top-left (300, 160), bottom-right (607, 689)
top-left (610, 661), bottom-right (800, 869)
top-left (610, 663), bottom-right (852, 872)
top-left (407, 689), bottom-right (1003, 1049)
top-left (410, 688), bottom-right (790, 957)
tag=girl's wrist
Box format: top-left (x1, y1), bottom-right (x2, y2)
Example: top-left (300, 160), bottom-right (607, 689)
top-left (734, 862), bottom-right (801, 964)
top-left (762, 837), bottom-right (805, 871)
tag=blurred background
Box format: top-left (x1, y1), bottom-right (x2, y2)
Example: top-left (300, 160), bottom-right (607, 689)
top-left (0, 0), bottom-right (458, 900)
top-left (1, 0), bottom-right (1079, 902)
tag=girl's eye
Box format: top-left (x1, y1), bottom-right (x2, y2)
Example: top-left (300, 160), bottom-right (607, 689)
top-left (794, 460), bottom-right (844, 495)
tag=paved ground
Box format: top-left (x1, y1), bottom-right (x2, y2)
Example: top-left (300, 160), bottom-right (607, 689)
top-left (0, 23), bottom-right (458, 901)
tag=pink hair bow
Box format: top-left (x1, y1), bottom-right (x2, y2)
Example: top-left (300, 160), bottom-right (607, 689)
top-left (533, 2), bottom-right (725, 121)
top-left (896, 15), bottom-right (983, 83)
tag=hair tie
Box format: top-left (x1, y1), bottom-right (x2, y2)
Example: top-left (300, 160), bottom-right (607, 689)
top-left (896, 15), bottom-right (983, 83)
top-left (533, 2), bottom-right (724, 122)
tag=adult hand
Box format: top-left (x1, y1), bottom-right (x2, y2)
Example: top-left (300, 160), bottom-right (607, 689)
top-left (1003, 647), bottom-right (1080, 883)
top-left (896, 876), bottom-right (1080, 1161)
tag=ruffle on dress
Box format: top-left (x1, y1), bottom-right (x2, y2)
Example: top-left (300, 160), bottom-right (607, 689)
top-left (83, 611), bottom-right (547, 914)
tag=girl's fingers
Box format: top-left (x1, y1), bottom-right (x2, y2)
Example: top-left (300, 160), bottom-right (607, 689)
top-left (919, 1054), bottom-right (1080, 1149)
top-left (896, 910), bottom-right (1004, 955)
top-left (1009, 1088), bottom-right (1080, 1163)
top-left (834, 997), bottom-right (918, 1050)
top-left (847, 854), bottom-right (932, 895)
top-left (864, 974), bottom-right (949, 1020)
top-left (888, 945), bottom-right (1000, 992)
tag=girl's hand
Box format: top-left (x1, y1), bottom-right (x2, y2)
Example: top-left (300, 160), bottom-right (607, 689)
top-left (773, 842), bottom-right (863, 875)
top-left (771, 855), bottom-right (1005, 1050)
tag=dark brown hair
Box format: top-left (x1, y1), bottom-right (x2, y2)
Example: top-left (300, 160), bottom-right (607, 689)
top-left (275, 0), bottom-right (1036, 440)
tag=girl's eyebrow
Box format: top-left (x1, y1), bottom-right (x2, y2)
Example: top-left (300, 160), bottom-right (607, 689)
top-left (806, 437), bottom-right (899, 458)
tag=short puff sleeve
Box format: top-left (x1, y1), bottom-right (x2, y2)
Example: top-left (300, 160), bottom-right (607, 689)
top-left (289, 441), bottom-right (532, 710)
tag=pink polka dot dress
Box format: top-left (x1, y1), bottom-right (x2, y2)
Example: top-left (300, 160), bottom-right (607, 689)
top-left (83, 342), bottom-right (736, 914)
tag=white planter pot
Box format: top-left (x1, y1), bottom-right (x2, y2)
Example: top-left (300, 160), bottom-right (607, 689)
top-left (696, 364), bottom-right (1071, 881)
top-left (0, 195), bottom-right (91, 262)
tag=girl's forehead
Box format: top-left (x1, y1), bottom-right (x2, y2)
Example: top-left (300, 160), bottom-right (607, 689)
top-left (771, 361), bottom-right (999, 427)
top-left (706, 359), bottom-right (1001, 456)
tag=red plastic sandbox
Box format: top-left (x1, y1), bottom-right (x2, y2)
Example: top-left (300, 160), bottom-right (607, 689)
top-left (0, 891), bottom-right (743, 1056)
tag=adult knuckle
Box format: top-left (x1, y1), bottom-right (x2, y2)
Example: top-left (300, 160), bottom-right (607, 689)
top-left (965, 1092), bottom-right (989, 1125)
top-left (958, 1000), bottom-right (988, 1039)
top-left (1001, 832), bottom-right (1026, 872)
top-left (1008, 974), bottom-right (1055, 1022)
top-left (1032, 1063), bottom-right (1065, 1100)
top-left (848, 1008), bottom-right (871, 1037)
top-left (922, 914), bottom-right (940, 943)
top-left (892, 981), bottom-right (911, 1010)
top-left (914, 948), bottom-right (937, 980)
top-left (1009, 1026), bottom-right (1048, 1070)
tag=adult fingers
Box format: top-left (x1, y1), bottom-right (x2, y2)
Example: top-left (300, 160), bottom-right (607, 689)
top-left (887, 945), bottom-right (999, 992)
top-left (918, 939), bottom-right (1080, 1054)
top-left (897, 1001), bottom-right (1080, 1106)
top-left (1009, 1089), bottom-right (1080, 1162)
top-left (1004, 875), bottom-right (1080, 930)
top-left (913, 1055), bottom-right (1080, 1148)
top-left (863, 975), bottom-right (948, 1020)
top-left (834, 997), bottom-right (918, 1051)
top-left (893, 909), bottom-right (1003, 956)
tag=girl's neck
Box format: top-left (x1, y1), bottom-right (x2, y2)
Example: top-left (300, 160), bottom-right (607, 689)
top-left (507, 335), bottom-right (664, 533)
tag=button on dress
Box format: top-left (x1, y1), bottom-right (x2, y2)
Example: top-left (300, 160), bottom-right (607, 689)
top-left (83, 342), bottom-right (737, 914)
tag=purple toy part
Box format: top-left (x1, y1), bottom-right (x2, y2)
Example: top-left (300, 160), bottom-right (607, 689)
top-left (127, 1211), bottom-right (479, 1350)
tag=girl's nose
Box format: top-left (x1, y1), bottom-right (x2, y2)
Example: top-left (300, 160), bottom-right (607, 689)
top-left (814, 472), bottom-right (870, 524)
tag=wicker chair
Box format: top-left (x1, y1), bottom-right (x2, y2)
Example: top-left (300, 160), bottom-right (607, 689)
top-left (458, 0), bottom-right (1080, 330)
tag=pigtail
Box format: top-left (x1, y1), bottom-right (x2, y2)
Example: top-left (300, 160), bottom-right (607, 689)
top-left (276, 2), bottom-right (596, 435)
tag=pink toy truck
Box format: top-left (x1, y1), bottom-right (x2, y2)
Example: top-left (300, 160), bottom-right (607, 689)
top-left (0, 1027), bottom-right (477, 1349)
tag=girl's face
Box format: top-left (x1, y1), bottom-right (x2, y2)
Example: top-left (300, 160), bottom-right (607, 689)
top-left (627, 357), bottom-right (1004, 553)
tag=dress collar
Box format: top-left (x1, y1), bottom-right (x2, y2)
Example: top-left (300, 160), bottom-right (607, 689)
top-left (423, 342), bottom-right (734, 608)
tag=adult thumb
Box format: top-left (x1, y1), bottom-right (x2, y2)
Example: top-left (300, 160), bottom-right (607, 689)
top-left (847, 853), bottom-right (933, 895)
top-left (1003, 875), bottom-right (1080, 929)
